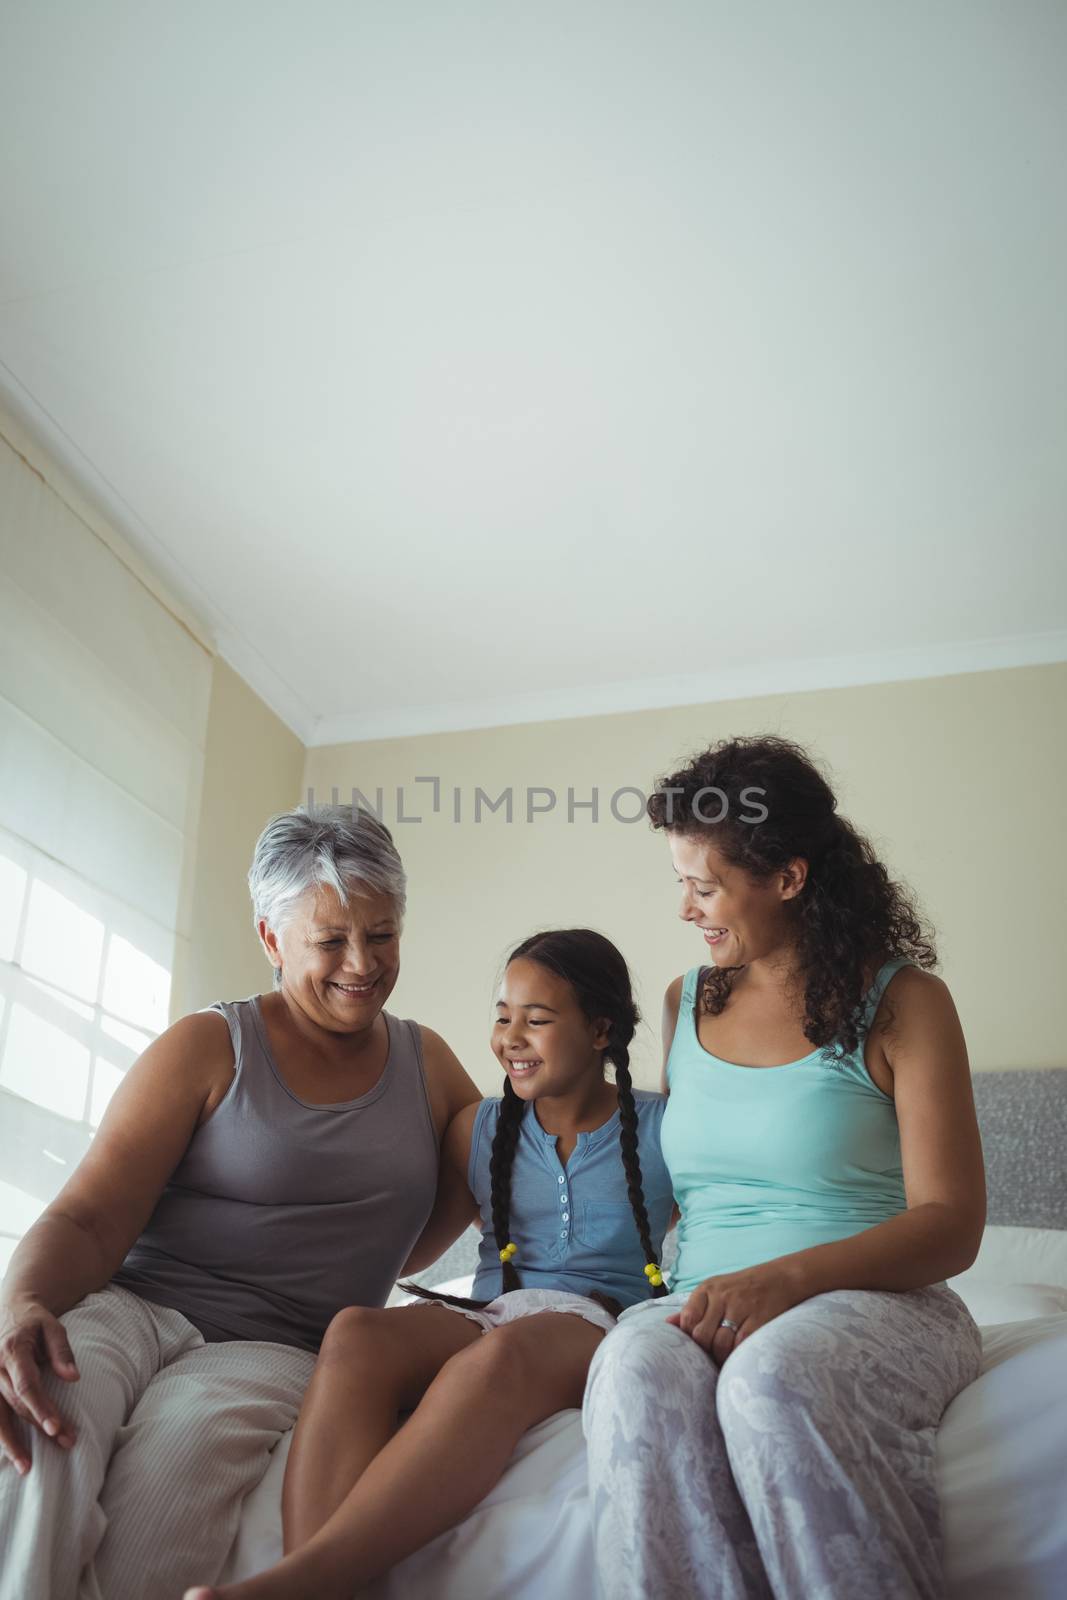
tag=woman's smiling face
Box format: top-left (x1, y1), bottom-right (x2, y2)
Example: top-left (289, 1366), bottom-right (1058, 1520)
top-left (491, 957), bottom-right (609, 1102)
top-left (669, 834), bottom-right (804, 969)
top-left (261, 882), bottom-right (401, 1031)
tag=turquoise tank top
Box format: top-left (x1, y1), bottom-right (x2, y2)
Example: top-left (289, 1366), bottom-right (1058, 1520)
top-left (660, 960), bottom-right (909, 1293)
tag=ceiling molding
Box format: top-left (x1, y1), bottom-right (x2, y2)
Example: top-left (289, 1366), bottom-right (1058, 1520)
top-left (0, 368), bottom-right (320, 744)
top-left (307, 630), bottom-right (1067, 748)
top-left (0, 385), bottom-right (215, 657)
top-left (213, 628), bottom-right (319, 745)
top-left (5, 376), bottom-right (1064, 755)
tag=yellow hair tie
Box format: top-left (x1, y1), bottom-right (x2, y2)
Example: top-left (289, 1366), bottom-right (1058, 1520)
top-left (643, 1262), bottom-right (660, 1278)
top-left (499, 1242), bottom-right (518, 1262)
top-left (649, 1272), bottom-right (664, 1287)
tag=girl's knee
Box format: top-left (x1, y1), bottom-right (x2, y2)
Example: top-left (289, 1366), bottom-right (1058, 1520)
top-left (432, 1316), bottom-right (596, 1419)
top-left (438, 1312), bottom-right (582, 1382)
top-left (436, 1318), bottom-right (533, 1389)
top-left (318, 1305), bottom-right (397, 1365)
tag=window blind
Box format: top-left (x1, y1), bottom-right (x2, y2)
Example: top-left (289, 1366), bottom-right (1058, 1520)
top-left (0, 417), bottom-right (213, 1273)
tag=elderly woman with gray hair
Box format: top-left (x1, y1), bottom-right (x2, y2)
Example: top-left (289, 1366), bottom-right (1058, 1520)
top-left (0, 806), bottom-right (479, 1600)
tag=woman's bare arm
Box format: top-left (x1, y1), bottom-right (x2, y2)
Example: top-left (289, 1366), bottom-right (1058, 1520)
top-left (661, 976), bottom-right (684, 1228)
top-left (399, 1029), bottom-right (481, 1276)
top-left (0, 1011), bottom-right (232, 1463)
top-left (401, 1101), bottom-right (481, 1275)
top-left (660, 975), bottom-right (683, 1096)
top-left (3, 1010), bottom-right (232, 1317)
top-left (417, 1026), bottom-right (481, 1144)
top-left (785, 968), bottom-right (986, 1296)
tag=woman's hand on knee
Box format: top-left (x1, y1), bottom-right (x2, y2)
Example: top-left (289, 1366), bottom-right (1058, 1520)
top-left (666, 1262), bottom-right (805, 1365)
top-left (0, 1297), bottom-right (79, 1469)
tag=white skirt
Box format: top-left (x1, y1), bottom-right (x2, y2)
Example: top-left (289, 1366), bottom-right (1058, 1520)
top-left (408, 1285), bottom-right (618, 1336)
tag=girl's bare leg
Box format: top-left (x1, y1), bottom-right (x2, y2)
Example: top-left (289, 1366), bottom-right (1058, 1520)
top-left (183, 1311), bottom-right (603, 1600)
top-left (281, 1303), bottom-right (481, 1549)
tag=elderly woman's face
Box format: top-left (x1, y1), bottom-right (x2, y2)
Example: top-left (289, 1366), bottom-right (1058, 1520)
top-left (265, 883), bottom-right (401, 1030)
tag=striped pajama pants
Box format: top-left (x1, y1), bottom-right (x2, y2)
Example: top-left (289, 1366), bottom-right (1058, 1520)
top-left (0, 1284), bottom-right (315, 1600)
top-left (582, 1283), bottom-right (983, 1600)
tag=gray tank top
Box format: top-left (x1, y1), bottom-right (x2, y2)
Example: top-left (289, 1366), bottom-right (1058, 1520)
top-left (112, 996), bottom-right (440, 1351)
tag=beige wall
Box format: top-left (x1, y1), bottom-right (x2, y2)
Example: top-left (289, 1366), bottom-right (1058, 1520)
top-left (304, 661), bottom-right (1067, 1093)
top-left (173, 658), bottom-right (305, 1017)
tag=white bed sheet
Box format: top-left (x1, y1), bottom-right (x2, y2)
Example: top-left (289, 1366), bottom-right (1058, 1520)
top-left (225, 1271), bottom-right (1067, 1600)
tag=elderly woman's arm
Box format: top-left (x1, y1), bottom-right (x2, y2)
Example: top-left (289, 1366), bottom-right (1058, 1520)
top-left (0, 1010), bottom-right (232, 1469)
top-left (400, 1028), bottom-right (482, 1275)
top-left (402, 1101), bottom-right (481, 1274)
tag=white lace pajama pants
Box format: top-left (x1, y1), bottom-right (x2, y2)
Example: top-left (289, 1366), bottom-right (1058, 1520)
top-left (582, 1284), bottom-right (982, 1600)
top-left (0, 1285), bottom-right (315, 1600)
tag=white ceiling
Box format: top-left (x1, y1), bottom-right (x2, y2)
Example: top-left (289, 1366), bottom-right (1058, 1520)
top-left (2, 2), bottom-right (1065, 745)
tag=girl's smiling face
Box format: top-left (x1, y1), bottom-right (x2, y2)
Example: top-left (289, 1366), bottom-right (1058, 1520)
top-left (669, 834), bottom-right (806, 969)
top-left (492, 956), bottom-right (610, 1102)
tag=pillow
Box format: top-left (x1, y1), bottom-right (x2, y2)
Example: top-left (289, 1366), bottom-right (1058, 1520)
top-left (947, 1278), bottom-right (1067, 1327)
top-left (958, 1225), bottom-right (1067, 1289)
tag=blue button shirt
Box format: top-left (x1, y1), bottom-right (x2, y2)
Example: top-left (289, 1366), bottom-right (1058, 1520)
top-left (468, 1091), bottom-right (673, 1309)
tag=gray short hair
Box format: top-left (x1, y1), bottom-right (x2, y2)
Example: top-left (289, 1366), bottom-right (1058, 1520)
top-left (248, 804), bottom-right (407, 961)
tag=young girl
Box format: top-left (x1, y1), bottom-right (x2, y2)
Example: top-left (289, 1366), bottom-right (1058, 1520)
top-left (184, 928), bottom-right (674, 1600)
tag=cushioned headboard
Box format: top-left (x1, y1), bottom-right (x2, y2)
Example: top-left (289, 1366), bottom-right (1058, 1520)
top-left (407, 1067), bottom-right (1067, 1289)
top-left (972, 1067), bottom-right (1067, 1229)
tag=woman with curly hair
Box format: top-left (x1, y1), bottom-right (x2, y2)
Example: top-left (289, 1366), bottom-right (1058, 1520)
top-left (583, 735), bottom-right (985, 1600)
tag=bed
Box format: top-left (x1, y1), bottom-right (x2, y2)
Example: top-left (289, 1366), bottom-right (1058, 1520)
top-left (223, 1068), bottom-right (1067, 1599)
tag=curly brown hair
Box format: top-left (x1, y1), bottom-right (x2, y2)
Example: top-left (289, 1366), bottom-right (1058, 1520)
top-left (647, 735), bottom-right (937, 1055)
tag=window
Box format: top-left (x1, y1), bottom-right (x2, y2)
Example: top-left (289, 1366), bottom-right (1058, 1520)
top-left (0, 414), bottom-right (211, 1275)
top-left (0, 834), bottom-right (169, 1273)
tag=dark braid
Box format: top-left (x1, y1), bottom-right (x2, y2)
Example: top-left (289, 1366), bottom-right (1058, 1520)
top-left (504, 929), bottom-right (666, 1301)
top-left (613, 1042), bottom-right (669, 1298)
top-left (402, 1080), bottom-right (527, 1312)
top-left (487, 1077), bottom-right (526, 1292)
